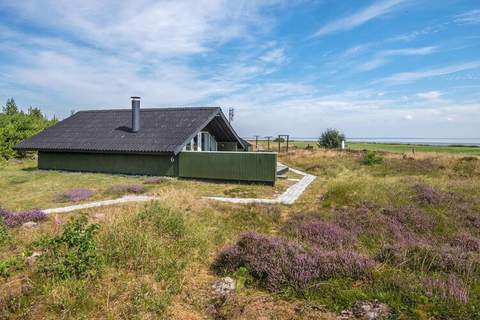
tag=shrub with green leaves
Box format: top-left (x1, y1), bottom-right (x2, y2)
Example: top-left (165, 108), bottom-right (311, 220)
top-left (36, 216), bottom-right (102, 279)
top-left (0, 256), bottom-right (24, 278)
top-left (317, 128), bottom-right (345, 149)
top-left (361, 151), bottom-right (384, 165)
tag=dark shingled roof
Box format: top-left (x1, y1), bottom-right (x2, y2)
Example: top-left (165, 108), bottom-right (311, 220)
top-left (14, 107), bottom-right (246, 155)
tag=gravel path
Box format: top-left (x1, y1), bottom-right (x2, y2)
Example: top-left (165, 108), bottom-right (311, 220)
top-left (42, 165), bottom-right (315, 213)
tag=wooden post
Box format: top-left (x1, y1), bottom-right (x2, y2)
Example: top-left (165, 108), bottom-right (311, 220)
top-left (266, 136), bottom-right (272, 151)
top-left (286, 135), bottom-right (289, 153)
top-left (254, 135), bottom-right (259, 151)
top-left (278, 135), bottom-right (281, 153)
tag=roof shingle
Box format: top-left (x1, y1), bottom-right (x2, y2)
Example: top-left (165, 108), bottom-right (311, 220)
top-left (14, 107), bottom-right (238, 154)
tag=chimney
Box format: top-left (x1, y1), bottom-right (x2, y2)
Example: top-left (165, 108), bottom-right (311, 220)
top-left (131, 96), bottom-right (140, 132)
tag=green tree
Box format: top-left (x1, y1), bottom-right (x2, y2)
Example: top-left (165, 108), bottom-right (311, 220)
top-left (3, 98), bottom-right (18, 115)
top-left (0, 98), bottom-right (57, 160)
top-left (317, 128), bottom-right (346, 149)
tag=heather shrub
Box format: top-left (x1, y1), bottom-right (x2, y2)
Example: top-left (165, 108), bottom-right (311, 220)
top-left (212, 232), bottom-right (374, 291)
top-left (425, 275), bottom-right (469, 304)
top-left (334, 202), bottom-right (378, 236)
top-left (382, 206), bottom-right (437, 236)
top-left (0, 208), bottom-right (47, 228)
top-left (36, 216), bottom-right (102, 279)
top-left (143, 177), bottom-right (166, 184)
top-left (413, 183), bottom-right (443, 205)
top-left (449, 234), bottom-right (480, 252)
top-left (108, 184), bottom-right (145, 195)
top-left (56, 188), bottom-right (95, 202)
top-left (283, 214), bottom-right (355, 249)
top-left (361, 151), bottom-right (383, 165)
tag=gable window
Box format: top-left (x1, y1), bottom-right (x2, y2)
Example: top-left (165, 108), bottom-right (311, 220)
top-left (183, 131), bottom-right (218, 151)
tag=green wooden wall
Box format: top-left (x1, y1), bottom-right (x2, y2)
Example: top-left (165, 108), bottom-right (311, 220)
top-left (38, 152), bottom-right (178, 176)
top-left (178, 151), bottom-right (276, 184)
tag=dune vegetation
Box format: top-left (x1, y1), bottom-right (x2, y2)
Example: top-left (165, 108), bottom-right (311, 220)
top-left (1, 148), bottom-right (479, 319)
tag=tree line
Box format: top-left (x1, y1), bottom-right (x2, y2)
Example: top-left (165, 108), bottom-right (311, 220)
top-left (0, 98), bottom-right (58, 160)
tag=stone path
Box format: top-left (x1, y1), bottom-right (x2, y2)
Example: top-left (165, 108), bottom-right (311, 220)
top-left (42, 165), bottom-right (315, 214)
top-left (206, 165), bottom-right (316, 205)
top-left (43, 195), bottom-right (157, 214)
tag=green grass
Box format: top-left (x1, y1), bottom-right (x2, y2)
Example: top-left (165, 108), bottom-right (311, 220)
top-left (348, 142), bottom-right (480, 156)
top-left (0, 158), bottom-right (293, 211)
top-left (1, 150), bottom-right (480, 319)
top-left (253, 139), bottom-right (480, 156)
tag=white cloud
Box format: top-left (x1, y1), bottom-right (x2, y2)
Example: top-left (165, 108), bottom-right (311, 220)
top-left (312, 0), bottom-right (407, 37)
top-left (416, 91), bottom-right (442, 100)
top-left (454, 9), bottom-right (480, 25)
top-left (373, 61), bottom-right (480, 85)
top-left (1, 1), bottom-right (480, 139)
top-left (260, 47), bottom-right (286, 64)
top-left (0, 1), bottom-right (281, 58)
top-left (0, 1), bottom-right (290, 117)
top-left (404, 114), bottom-right (413, 120)
top-left (357, 46), bottom-right (437, 71)
top-left (389, 24), bottom-right (445, 42)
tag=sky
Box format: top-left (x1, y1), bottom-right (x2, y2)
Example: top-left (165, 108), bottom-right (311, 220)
top-left (0, 0), bottom-right (479, 139)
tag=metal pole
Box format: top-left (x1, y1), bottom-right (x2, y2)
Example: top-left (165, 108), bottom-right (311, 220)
top-left (266, 136), bottom-right (271, 151)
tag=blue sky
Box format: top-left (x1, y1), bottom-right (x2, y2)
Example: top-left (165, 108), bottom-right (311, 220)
top-left (0, 0), bottom-right (479, 138)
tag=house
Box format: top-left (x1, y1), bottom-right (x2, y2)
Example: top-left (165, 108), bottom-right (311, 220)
top-left (14, 97), bottom-right (276, 184)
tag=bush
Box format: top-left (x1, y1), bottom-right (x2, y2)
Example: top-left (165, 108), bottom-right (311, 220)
top-left (283, 215), bottom-right (355, 249)
top-left (449, 234), bottom-right (480, 252)
top-left (413, 183), bottom-right (443, 205)
top-left (56, 188), bottom-right (95, 202)
top-left (36, 216), bottom-right (102, 279)
top-left (143, 177), bottom-right (166, 184)
top-left (425, 274), bottom-right (469, 304)
top-left (0, 208), bottom-right (47, 228)
top-left (108, 184), bottom-right (145, 195)
top-left (212, 232), bottom-right (374, 291)
top-left (0, 256), bottom-right (24, 278)
top-left (361, 151), bottom-right (383, 165)
top-left (317, 128), bottom-right (345, 149)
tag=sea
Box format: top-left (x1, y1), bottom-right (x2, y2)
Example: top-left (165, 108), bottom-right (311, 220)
top-left (287, 137), bottom-right (480, 147)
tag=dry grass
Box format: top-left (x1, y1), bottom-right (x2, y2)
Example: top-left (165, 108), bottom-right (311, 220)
top-left (1, 149), bottom-right (480, 319)
top-left (0, 159), bottom-right (293, 212)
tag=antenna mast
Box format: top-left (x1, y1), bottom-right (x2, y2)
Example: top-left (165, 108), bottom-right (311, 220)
top-left (228, 107), bottom-right (234, 123)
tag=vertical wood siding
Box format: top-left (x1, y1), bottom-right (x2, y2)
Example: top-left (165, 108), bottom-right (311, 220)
top-left (38, 152), bottom-right (178, 176)
top-left (178, 151), bottom-right (276, 184)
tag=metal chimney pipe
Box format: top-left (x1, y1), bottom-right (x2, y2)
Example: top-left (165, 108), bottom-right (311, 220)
top-left (131, 96), bottom-right (140, 132)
